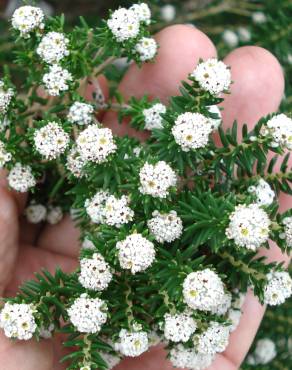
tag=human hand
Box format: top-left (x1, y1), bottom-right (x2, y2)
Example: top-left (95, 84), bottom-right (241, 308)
top-left (0, 24), bottom-right (289, 370)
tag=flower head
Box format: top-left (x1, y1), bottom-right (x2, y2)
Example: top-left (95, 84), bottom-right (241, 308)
top-left (281, 216), bottom-right (292, 248)
top-left (12, 6), bottom-right (44, 37)
top-left (37, 32), bottom-right (69, 64)
top-left (263, 271), bottom-right (292, 306)
top-left (25, 203), bottom-right (47, 224)
top-left (46, 206), bottom-right (63, 225)
top-left (248, 179), bottom-right (275, 206)
top-left (0, 80), bottom-right (14, 115)
top-left (135, 37), bottom-right (157, 61)
top-left (143, 103), bottom-right (166, 130)
top-left (147, 210), bottom-right (183, 243)
top-left (67, 102), bottom-right (94, 126)
top-left (130, 3), bottom-right (151, 25)
top-left (66, 146), bottom-right (86, 178)
top-left (115, 329), bottom-right (149, 357)
top-left (169, 344), bottom-right (215, 369)
top-left (43, 65), bottom-right (72, 96)
top-left (0, 141), bottom-right (12, 168)
top-left (261, 114), bottom-right (292, 150)
top-left (107, 8), bottom-right (140, 42)
top-left (195, 321), bottom-right (230, 355)
top-left (164, 311), bottom-right (197, 342)
top-left (8, 163), bottom-right (36, 192)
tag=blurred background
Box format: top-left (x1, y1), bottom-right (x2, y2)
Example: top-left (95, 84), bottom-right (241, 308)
top-left (0, 1), bottom-right (291, 369)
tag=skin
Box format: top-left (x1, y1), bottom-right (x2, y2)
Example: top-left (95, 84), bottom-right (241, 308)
top-left (0, 24), bottom-right (290, 370)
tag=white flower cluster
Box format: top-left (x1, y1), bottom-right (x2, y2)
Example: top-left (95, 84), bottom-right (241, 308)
top-left (8, 163), bottom-right (36, 192)
top-left (252, 11), bottom-right (267, 24)
top-left (0, 80), bottom-right (14, 115)
top-left (247, 338), bottom-right (277, 365)
top-left (76, 125), bottom-right (117, 163)
top-left (147, 210), bottom-right (183, 243)
top-left (143, 103), bottom-right (166, 130)
top-left (25, 203), bottom-right (47, 224)
top-left (191, 58), bottom-right (231, 95)
top-left (160, 5), bottom-right (176, 22)
top-left (130, 3), bottom-right (151, 24)
top-left (39, 323), bottom-right (54, 339)
top-left (210, 291), bottom-right (232, 316)
top-left (34, 121), bottom-right (69, 159)
top-left (183, 269), bottom-right (226, 312)
top-left (195, 321), bottom-right (230, 355)
top-left (226, 203), bottom-right (271, 250)
top-left (66, 146), bottom-right (86, 178)
top-left (0, 141), bottom-right (12, 168)
top-left (37, 32), bottom-right (70, 64)
top-left (164, 311), bottom-right (197, 342)
top-left (116, 233), bottom-right (156, 273)
top-left (228, 308), bottom-right (242, 332)
top-left (67, 294), bottom-right (107, 333)
top-left (81, 238), bottom-right (95, 250)
top-left (169, 344), bottom-right (214, 369)
top-left (139, 161), bottom-right (177, 198)
top-left (47, 206), bottom-right (63, 224)
top-left (263, 271), bottom-right (292, 306)
top-left (0, 303), bottom-right (37, 340)
top-left (100, 352), bottom-right (121, 369)
top-left (248, 179), bottom-right (275, 206)
top-left (172, 112), bottom-right (214, 151)
top-left (261, 114), bottom-right (292, 150)
top-left (67, 102), bottom-right (94, 126)
top-left (281, 216), bottom-right (292, 247)
top-left (85, 191), bottom-right (134, 227)
top-left (43, 65), bottom-right (72, 96)
top-left (135, 37), bottom-right (158, 61)
top-left (115, 329), bottom-right (149, 357)
top-left (11, 6), bottom-right (44, 37)
top-left (79, 253), bottom-right (112, 291)
top-left (207, 104), bottom-right (222, 130)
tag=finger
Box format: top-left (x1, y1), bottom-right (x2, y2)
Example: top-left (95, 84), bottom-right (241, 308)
top-left (37, 24), bottom-right (217, 256)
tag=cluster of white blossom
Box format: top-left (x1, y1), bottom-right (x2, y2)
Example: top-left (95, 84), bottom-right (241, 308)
top-left (252, 11), bottom-right (267, 24)
top-left (79, 253), bottom-right (112, 291)
top-left (81, 238), bottom-right (95, 250)
top-left (34, 121), bottom-right (70, 159)
top-left (67, 102), bottom-right (94, 126)
top-left (263, 271), bottom-right (292, 306)
top-left (0, 141), bottom-right (12, 168)
top-left (67, 294), bottom-right (107, 333)
top-left (8, 163), bottom-right (36, 192)
top-left (248, 179), bottom-right (275, 206)
top-left (37, 32), bottom-right (70, 64)
top-left (226, 203), bottom-right (271, 250)
top-left (143, 103), bottom-right (166, 130)
top-left (0, 80), bottom-right (14, 115)
top-left (115, 329), bottom-right (149, 357)
top-left (163, 311), bottom-right (197, 342)
top-left (99, 352), bottom-right (121, 370)
top-left (25, 203), bottom-right (47, 224)
top-left (139, 161), bottom-right (177, 198)
top-left (172, 112), bottom-right (214, 151)
top-left (0, 303), bottom-right (37, 340)
top-left (39, 323), bottom-right (55, 339)
top-left (147, 210), bottom-right (183, 243)
top-left (11, 6), bottom-right (44, 37)
top-left (183, 269), bottom-right (226, 312)
top-left (135, 37), bottom-right (158, 61)
top-left (195, 321), bottom-right (230, 355)
top-left (191, 58), bottom-right (231, 95)
top-left (222, 27), bottom-right (251, 48)
top-left (116, 233), bottom-right (156, 273)
top-left (281, 216), bottom-right (292, 247)
top-left (169, 344), bottom-right (215, 369)
top-left (210, 290), bottom-right (232, 316)
top-left (43, 65), bottom-right (73, 96)
top-left (46, 206), bottom-right (63, 225)
top-left (66, 146), bottom-right (86, 178)
top-left (261, 114), bottom-right (292, 150)
top-left (76, 125), bottom-right (117, 163)
top-left (85, 191), bottom-right (133, 227)
top-left (247, 338), bottom-right (277, 366)
top-left (160, 4), bottom-right (176, 22)
top-left (207, 104), bottom-right (222, 130)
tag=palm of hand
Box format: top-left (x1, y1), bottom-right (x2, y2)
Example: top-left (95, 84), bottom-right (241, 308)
top-left (0, 24), bottom-right (288, 370)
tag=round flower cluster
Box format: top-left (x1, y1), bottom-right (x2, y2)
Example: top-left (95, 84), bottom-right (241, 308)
top-left (43, 65), bottom-right (72, 96)
top-left (263, 271), bottom-right (292, 306)
top-left (67, 294), bottom-right (108, 333)
top-left (130, 3), bottom-right (151, 24)
top-left (135, 37), bottom-right (158, 61)
top-left (8, 163), bottom-right (36, 192)
top-left (248, 179), bottom-right (275, 206)
top-left (195, 321), bottom-right (230, 355)
top-left (228, 308), bottom-right (242, 332)
top-left (160, 5), bottom-right (176, 22)
top-left (252, 11), bottom-right (267, 24)
top-left (39, 323), bottom-right (55, 339)
top-left (226, 203), bottom-right (271, 250)
top-left (67, 102), bottom-right (94, 126)
top-left (76, 125), bottom-right (117, 163)
top-left (183, 269), bottom-right (226, 312)
top-left (169, 344), bottom-right (215, 369)
top-left (172, 112), bottom-right (213, 151)
top-left (81, 238), bottom-right (95, 250)
top-left (281, 216), bottom-right (292, 247)
top-left (147, 210), bottom-right (183, 243)
top-left (0, 141), bottom-right (12, 168)
top-left (37, 32), bottom-right (70, 64)
top-left (164, 311), bottom-right (197, 342)
top-left (78, 253), bottom-right (113, 291)
top-left (11, 6), bottom-right (44, 37)
top-left (116, 233), bottom-right (156, 273)
top-left (191, 58), bottom-right (231, 95)
top-left (85, 191), bottom-right (134, 227)
top-left (222, 30), bottom-right (238, 48)
top-left (100, 352), bottom-right (121, 370)
top-left (0, 303), bottom-right (37, 340)
top-left (143, 103), bottom-right (166, 130)
top-left (261, 114), bottom-right (292, 150)
top-left (115, 329), bottom-right (149, 357)
top-left (210, 291), bottom-right (232, 316)
top-left (139, 161), bottom-right (177, 198)
top-left (66, 146), bottom-right (86, 178)
top-left (207, 105), bottom-right (222, 130)
top-left (46, 206), bottom-right (63, 224)
top-left (248, 338), bottom-right (277, 365)
top-left (0, 80), bottom-right (14, 115)
top-left (25, 203), bottom-right (47, 224)
top-left (34, 121), bottom-right (69, 159)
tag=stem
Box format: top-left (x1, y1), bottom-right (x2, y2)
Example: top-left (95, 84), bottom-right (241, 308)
top-left (159, 290), bottom-right (176, 314)
top-left (93, 56), bottom-right (116, 76)
top-left (49, 176), bottom-right (65, 203)
top-left (125, 283), bottom-right (134, 326)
